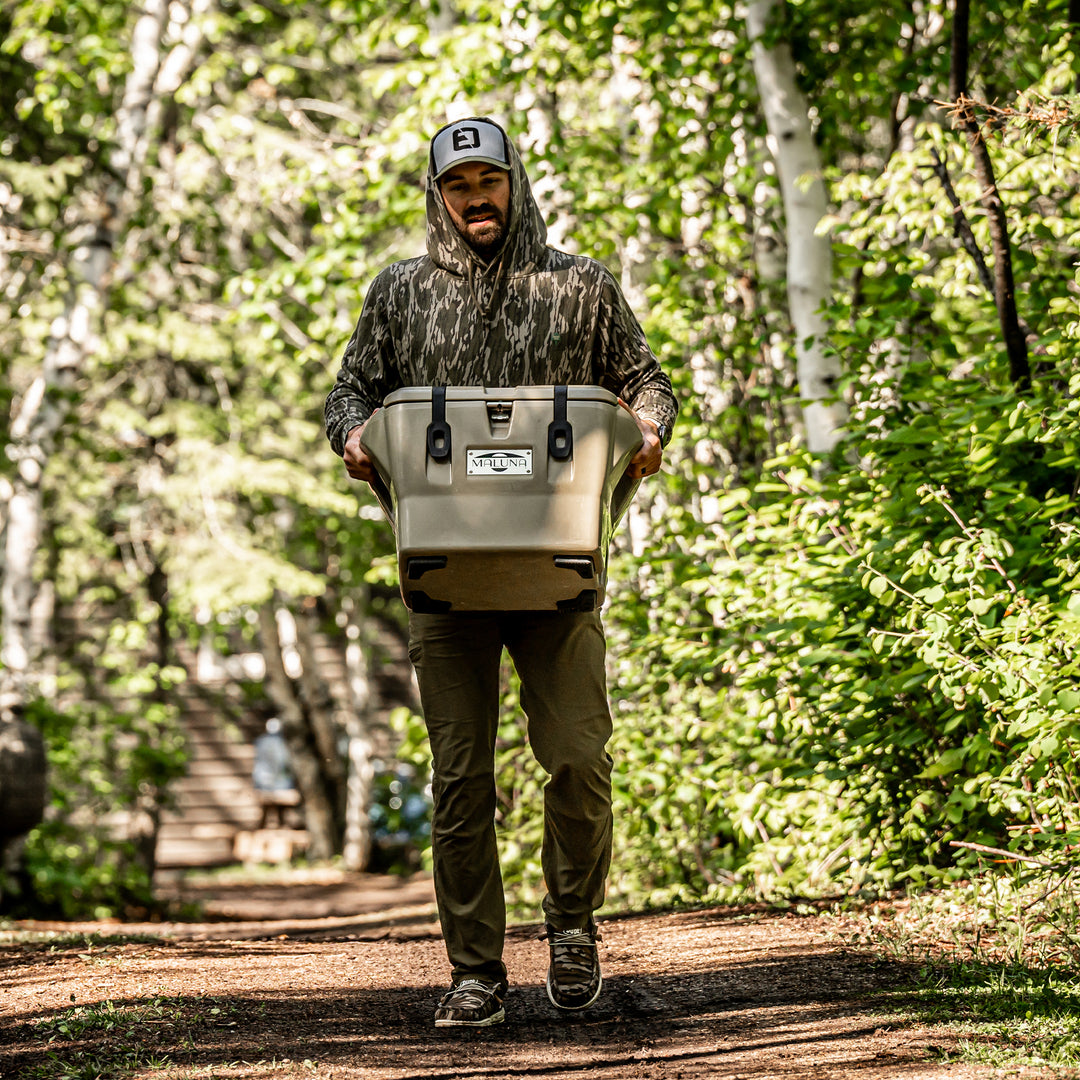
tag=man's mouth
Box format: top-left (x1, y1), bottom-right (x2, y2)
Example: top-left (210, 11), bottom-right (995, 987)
top-left (455, 205), bottom-right (506, 253)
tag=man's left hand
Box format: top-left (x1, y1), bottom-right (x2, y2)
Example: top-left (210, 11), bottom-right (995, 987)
top-left (619, 400), bottom-right (664, 478)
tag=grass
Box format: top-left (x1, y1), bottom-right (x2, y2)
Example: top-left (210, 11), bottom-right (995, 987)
top-left (18, 993), bottom-right (253, 1080)
top-left (0, 928), bottom-right (164, 948)
top-left (854, 864), bottom-right (1080, 1074)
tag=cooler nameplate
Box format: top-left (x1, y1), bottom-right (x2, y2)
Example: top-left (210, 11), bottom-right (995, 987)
top-left (466, 449), bottom-right (533, 476)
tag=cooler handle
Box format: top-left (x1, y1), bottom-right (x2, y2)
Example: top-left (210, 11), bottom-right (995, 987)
top-left (426, 385), bottom-right (452, 463)
top-left (547, 384), bottom-right (573, 461)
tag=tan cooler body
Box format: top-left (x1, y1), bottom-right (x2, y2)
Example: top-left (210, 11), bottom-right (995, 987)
top-left (359, 385), bottom-right (643, 613)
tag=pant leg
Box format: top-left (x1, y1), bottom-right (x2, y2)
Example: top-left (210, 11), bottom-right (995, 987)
top-left (503, 610), bottom-right (614, 929)
top-left (408, 612), bottom-right (507, 982)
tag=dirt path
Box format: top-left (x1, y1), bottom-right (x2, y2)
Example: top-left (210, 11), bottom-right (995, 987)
top-left (0, 874), bottom-right (1050, 1079)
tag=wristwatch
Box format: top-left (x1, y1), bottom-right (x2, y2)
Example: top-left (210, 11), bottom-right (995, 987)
top-left (654, 422), bottom-right (669, 447)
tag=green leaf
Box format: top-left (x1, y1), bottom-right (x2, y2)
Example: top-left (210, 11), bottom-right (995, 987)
top-left (919, 746), bottom-right (968, 779)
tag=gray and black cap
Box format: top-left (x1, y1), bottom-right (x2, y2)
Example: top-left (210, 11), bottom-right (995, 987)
top-left (431, 118), bottom-right (509, 180)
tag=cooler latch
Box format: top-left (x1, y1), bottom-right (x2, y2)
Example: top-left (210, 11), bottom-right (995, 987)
top-left (547, 384), bottom-right (573, 461)
top-left (426, 385), bottom-right (452, 463)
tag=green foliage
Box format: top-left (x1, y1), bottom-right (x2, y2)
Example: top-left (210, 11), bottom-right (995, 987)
top-left (5, 0), bottom-right (1080, 921)
top-left (858, 865), bottom-right (1080, 1071)
top-left (8, 690), bottom-right (186, 920)
top-left (367, 756), bottom-right (431, 874)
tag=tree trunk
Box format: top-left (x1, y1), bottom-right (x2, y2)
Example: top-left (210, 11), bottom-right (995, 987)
top-left (0, 719), bottom-right (48, 842)
top-left (292, 606), bottom-right (348, 814)
top-left (1074, 0), bottom-right (1080, 92)
top-left (746, 0), bottom-right (845, 454)
top-left (342, 606), bottom-right (377, 872)
top-left (949, 0), bottom-right (1030, 390)
top-left (1, 236), bottom-right (113, 717)
top-left (0, 718), bottom-right (48, 905)
top-left (257, 603), bottom-right (340, 860)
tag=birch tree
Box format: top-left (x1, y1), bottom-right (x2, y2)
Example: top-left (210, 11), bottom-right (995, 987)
top-left (0, 0), bottom-right (213, 869)
top-left (1, 2), bottom-right (210, 707)
top-left (746, 0), bottom-right (845, 454)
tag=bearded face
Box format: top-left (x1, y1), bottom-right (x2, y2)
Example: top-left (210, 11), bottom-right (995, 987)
top-left (439, 163), bottom-right (511, 258)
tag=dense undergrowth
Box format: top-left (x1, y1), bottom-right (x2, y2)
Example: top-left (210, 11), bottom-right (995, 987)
top-left (856, 864), bottom-right (1080, 1072)
top-left (4, 2), bottom-right (1080, 930)
top-left (401, 349), bottom-right (1080, 920)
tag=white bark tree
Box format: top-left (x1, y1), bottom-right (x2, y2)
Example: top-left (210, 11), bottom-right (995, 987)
top-left (0, 1), bottom-right (207, 844)
top-left (746, 0), bottom-right (846, 454)
top-left (0, 2), bottom-right (214, 717)
top-left (2, 0), bottom-right (163, 717)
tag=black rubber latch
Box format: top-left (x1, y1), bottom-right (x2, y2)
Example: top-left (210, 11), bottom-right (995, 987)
top-left (427, 386), bottom-right (452, 462)
top-left (554, 556), bottom-right (595, 580)
top-left (406, 556), bottom-right (448, 580)
top-left (547, 384), bottom-right (573, 461)
top-left (407, 591), bottom-right (453, 614)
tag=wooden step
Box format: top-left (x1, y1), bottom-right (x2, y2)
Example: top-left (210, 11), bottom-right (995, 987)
top-left (158, 821), bottom-right (245, 840)
top-left (181, 758), bottom-right (260, 778)
top-left (161, 805), bottom-right (260, 826)
top-left (156, 836), bottom-right (237, 868)
top-left (162, 793), bottom-right (259, 815)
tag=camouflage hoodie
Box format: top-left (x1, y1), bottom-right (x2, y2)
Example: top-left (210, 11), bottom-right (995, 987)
top-left (324, 117), bottom-right (678, 457)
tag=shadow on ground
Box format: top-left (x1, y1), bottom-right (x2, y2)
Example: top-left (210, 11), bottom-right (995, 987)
top-left (0, 907), bottom-right (987, 1080)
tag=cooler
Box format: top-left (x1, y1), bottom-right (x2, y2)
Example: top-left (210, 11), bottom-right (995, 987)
top-left (358, 385), bottom-right (643, 613)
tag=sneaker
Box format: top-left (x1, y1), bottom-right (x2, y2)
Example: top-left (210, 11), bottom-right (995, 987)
top-left (434, 977), bottom-right (507, 1027)
top-left (543, 923), bottom-right (603, 1010)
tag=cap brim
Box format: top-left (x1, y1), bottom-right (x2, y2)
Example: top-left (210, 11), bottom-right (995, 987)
top-left (434, 155), bottom-right (510, 180)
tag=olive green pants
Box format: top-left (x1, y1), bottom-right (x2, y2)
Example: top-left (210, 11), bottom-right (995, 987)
top-left (407, 609), bottom-right (614, 983)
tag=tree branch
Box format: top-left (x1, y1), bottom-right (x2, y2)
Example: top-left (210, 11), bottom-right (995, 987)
top-left (924, 147), bottom-right (1035, 350)
top-left (948, 0), bottom-right (1030, 391)
top-left (949, 839), bottom-right (1071, 871)
top-left (926, 147), bottom-right (993, 295)
top-left (1074, 0), bottom-right (1080, 93)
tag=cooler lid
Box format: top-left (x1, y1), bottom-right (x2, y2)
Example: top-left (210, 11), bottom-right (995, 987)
top-left (382, 385), bottom-right (620, 407)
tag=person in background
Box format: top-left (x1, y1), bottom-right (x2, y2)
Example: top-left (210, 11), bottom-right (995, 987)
top-left (251, 718), bottom-right (297, 829)
top-left (325, 116), bottom-right (677, 1027)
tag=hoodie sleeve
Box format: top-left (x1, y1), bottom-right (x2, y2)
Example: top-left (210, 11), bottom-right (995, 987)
top-left (324, 269), bottom-right (403, 457)
top-left (593, 266), bottom-right (678, 443)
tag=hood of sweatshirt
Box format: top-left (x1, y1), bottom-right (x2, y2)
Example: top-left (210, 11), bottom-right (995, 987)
top-left (425, 117), bottom-right (550, 283)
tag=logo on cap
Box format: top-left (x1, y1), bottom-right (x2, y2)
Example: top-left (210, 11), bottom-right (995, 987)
top-left (452, 127), bottom-right (482, 151)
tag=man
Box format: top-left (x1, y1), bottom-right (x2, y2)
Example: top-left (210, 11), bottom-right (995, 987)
top-left (325, 117), bottom-right (677, 1027)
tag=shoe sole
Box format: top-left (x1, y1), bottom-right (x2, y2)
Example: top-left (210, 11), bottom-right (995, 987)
top-left (546, 970), bottom-right (603, 1011)
top-left (434, 1007), bottom-right (505, 1027)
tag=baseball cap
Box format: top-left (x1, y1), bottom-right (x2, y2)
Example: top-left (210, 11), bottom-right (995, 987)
top-left (431, 119), bottom-right (509, 180)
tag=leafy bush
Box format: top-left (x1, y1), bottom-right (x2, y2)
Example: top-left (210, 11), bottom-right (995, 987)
top-left (5, 688), bottom-right (187, 920)
top-left (366, 756), bottom-right (431, 874)
top-left (599, 336), bottom-right (1080, 907)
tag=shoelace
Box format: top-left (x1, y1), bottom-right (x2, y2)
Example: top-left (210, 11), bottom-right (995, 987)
top-left (439, 978), bottom-right (500, 1007)
top-left (539, 927), bottom-right (603, 946)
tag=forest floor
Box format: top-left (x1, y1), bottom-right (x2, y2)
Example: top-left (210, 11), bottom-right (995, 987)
top-left (0, 868), bottom-right (1071, 1080)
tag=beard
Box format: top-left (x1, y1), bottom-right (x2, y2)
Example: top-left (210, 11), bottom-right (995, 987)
top-left (455, 204), bottom-right (507, 258)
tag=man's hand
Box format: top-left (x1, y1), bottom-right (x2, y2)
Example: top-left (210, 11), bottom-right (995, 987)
top-left (343, 421), bottom-right (378, 482)
top-left (619, 400), bottom-right (664, 479)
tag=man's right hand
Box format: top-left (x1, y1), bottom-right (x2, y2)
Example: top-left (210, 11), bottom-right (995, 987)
top-left (343, 422), bottom-right (377, 482)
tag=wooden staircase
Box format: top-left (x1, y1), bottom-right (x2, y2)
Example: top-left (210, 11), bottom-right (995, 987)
top-left (155, 698), bottom-right (265, 869)
top-left (154, 619), bottom-right (416, 870)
